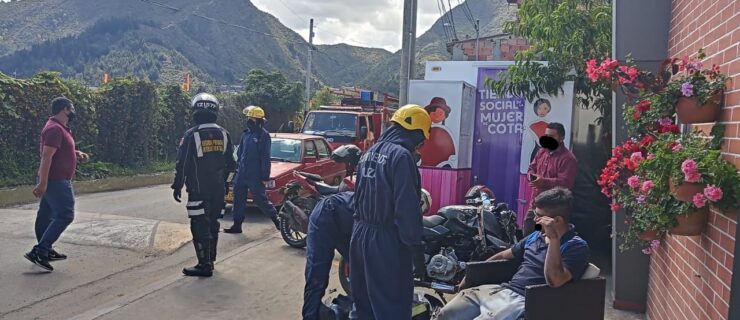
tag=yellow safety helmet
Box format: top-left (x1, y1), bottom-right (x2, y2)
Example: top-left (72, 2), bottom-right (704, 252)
top-left (243, 105), bottom-right (266, 119)
top-left (390, 104), bottom-right (432, 139)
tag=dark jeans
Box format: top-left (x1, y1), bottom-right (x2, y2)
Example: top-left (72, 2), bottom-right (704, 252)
top-left (34, 179), bottom-right (75, 257)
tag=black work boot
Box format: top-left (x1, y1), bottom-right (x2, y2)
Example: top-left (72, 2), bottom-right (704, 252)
top-left (183, 240), bottom-right (213, 277)
top-left (223, 225), bottom-right (242, 234)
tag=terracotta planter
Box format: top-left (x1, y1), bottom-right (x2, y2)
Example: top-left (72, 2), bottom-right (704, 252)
top-left (675, 93), bottom-right (722, 124)
top-left (638, 230), bottom-right (661, 241)
top-left (669, 179), bottom-right (705, 202)
top-left (669, 208), bottom-right (709, 236)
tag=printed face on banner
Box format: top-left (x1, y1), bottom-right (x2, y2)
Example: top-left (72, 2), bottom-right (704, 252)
top-left (518, 81), bottom-right (575, 174)
top-left (417, 96), bottom-right (457, 168)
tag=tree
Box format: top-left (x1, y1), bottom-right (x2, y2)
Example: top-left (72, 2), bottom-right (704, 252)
top-left (239, 69), bottom-right (304, 131)
top-left (311, 87), bottom-right (339, 109)
top-left (488, 0), bottom-right (612, 124)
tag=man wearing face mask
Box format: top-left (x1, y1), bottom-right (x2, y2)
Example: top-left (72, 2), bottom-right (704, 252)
top-left (524, 122), bottom-right (577, 237)
top-left (172, 93), bottom-right (236, 277)
top-left (349, 104), bottom-right (431, 319)
top-left (224, 106), bottom-right (280, 234)
top-left (24, 97), bottom-right (89, 272)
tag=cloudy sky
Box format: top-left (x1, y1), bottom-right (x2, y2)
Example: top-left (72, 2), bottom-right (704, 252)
top-left (251, 0), bottom-right (444, 52)
top-left (0, 0), bottom-right (445, 51)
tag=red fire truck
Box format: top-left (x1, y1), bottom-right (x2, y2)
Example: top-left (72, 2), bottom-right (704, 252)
top-left (301, 88), bottom-right (398, 152)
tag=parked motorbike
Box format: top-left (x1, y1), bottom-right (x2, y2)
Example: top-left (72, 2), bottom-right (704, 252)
top-left (337, 185), bottom-right (519, 303)
top-left (278, 145), bottom-right (361, 248)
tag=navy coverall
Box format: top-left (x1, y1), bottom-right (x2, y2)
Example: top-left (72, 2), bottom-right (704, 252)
top-left (302, 191), bottom-right (355, 320)
top-left (232, 126), bottom-right (278, 227)
top-left (350, 126), bottom-right (423, 319)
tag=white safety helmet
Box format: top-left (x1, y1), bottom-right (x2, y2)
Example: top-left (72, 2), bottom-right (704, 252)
top-left (191, 93), bottom-right (220, 111)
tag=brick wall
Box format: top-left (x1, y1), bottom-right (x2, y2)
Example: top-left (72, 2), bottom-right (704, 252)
top-left (646, 0), bottom-right (738, 319)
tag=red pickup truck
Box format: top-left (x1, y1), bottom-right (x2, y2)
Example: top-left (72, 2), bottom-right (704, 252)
top-left (224, 133), bottom-right (345, 210)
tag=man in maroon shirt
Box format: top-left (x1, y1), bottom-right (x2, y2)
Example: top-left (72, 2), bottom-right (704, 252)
top-left (24, 97), bottom-right (88, 272)
top-left (524, 122), bottom-right (577, 236)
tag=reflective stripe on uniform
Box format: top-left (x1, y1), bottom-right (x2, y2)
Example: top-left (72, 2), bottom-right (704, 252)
top-left (193, 132), bottom-right (204, 158)
top-left (186, 201), bottom-right (205, 216)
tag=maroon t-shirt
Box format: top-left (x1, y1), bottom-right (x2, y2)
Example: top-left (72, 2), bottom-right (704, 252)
top-left (40, 118), bottom-right (77, 180)
top-left (527, 143), bottom-right (577, 204)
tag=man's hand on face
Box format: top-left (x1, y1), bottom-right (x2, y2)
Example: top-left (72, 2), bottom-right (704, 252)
top-left (534, 215), bottom-right (561, 239)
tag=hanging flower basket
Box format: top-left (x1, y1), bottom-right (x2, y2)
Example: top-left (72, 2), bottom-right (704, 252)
top-left (669, 208), bottom-right (709, 236)
top-left (669, 178), bottom-right (705, 202)
top-left (638, 230), bottom-right (661, 241)
top-left (675, 92), bottom-right (722, 124)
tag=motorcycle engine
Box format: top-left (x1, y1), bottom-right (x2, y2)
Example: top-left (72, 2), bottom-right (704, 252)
top-left (426, 248), bottom-right (465, 282)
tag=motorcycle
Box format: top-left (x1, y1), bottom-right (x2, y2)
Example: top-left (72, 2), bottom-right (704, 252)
top-left (337, 186), bottom-right (519, 303)
top-left (278, 145), bottom-right (361, 248)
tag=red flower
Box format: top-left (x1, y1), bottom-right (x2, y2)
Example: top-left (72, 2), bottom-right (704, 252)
top-left (623, 159), bottom-right (639, 171)
top-left (633, 110), bottom-right (641, 120)
top-left (636, 100), bottom-right (651, 113)
top-left (639, 135), bottom-right (654, 147)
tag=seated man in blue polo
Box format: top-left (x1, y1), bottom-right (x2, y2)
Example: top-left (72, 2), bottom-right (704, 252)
top-left (436, 187), bottom-right (589, 320)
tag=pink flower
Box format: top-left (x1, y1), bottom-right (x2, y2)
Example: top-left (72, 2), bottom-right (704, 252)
top-left (630, 152), bottom-right (644, 164)
top-left (685, 172), bottom-right (701, 183)
top-left (658, 118), bottom-right (673, 127)
top-left (703, 185), bottom-right (723, 202)
top-left (681, 160), bottom-right (700, 182)
top-left (672, 143), bottom-right (683, 152)
top-left (610, 202), bottom-right (621, 212)
top-left (681, 159), bottom-right (698, 175)
top-left (647, 153), bottom-right (656, 160)
top-left (641, 180), bottom-right (654, 193)
top-left (642, 248), bottom-right (653, 255)
top-left (650, 240), bottom-right (660, 250)
top-left (692, 193), bottom-right (707, 208)
top-left (627, 175), bottom-right (641, 189)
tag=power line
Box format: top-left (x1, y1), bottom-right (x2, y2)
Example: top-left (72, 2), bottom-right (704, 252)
top-left (275, 0), bottom-right (305, 23)
top-left (138, 0), bottom-right (305, 45)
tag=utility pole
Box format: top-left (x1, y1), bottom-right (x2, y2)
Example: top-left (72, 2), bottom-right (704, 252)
top-left (475, 19), bottom-right (480, 61)
top-left (399, 0), bottom-right (417, 106)
top-left (305, 18), bottom-right (314, 114)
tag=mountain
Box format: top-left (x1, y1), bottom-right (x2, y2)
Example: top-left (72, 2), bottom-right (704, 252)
top-left (0, 0), bottom-right (516, 93)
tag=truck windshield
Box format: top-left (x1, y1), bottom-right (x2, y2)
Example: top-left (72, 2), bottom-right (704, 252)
top-left (303, 112), bottom-right (357, 141)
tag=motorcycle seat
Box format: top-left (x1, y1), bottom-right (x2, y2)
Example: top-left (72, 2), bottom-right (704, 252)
top-left (298, 171), bottom-right (324, 182)
top-left (423, 215), bottom-right (447, 228)
top-left (314, 182), bottom-right (341, 195)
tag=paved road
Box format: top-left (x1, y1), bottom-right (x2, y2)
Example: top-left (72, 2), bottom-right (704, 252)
top-left (1, 185), bottom-right (333, 320)
top-left (0, 185), bottom-right (644, 320)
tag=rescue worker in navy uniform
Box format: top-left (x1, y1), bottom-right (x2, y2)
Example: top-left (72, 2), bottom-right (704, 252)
top-left (302, 191), bottom-right (355, 320)
top-left (350, 104), bottom-right (431, 319)
top-left (172, 93), bottom-right (235, 277)
top-left (224, 106), bottom-right (280, 234)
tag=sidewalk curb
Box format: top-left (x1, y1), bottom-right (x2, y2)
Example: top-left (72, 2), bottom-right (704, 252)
top-left (67, 235), bottom-right (280, 320)
top-left (0, 173), bottom-right (172, 208)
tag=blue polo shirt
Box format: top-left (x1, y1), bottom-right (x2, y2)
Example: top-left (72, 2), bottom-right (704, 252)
top-left (502, 225), bottom-right (589, 296)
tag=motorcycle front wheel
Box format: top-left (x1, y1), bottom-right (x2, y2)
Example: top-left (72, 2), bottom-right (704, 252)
top-left (279, 215), bottom-right (307, 248)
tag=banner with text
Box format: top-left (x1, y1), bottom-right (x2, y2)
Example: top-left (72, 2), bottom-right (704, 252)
top-left (472, 67), bottom-right (525, 209)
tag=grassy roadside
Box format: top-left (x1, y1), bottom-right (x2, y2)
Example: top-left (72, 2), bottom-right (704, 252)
top-left (0, 161), bottom-right (175, 189)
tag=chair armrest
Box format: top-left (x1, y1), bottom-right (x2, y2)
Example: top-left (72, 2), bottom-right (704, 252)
top-left (461, 259), bottom-right (520, 289)
top-left (524, 277), bottom-right (606, 320)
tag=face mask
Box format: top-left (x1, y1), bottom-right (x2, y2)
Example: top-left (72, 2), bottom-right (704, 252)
top-left (539, 136), bottom-right (559, 151)
top-left (67, 111), bottom-right (77, 122)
